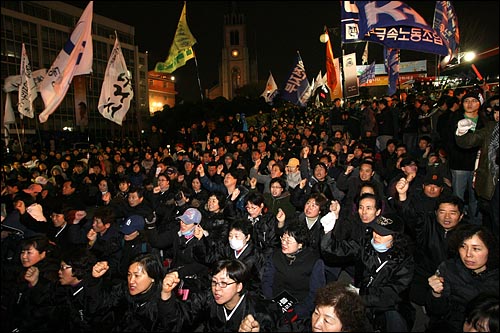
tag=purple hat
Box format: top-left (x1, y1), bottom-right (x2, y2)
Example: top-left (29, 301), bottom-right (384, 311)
top-left (176, 208), bottom-right (202, 225)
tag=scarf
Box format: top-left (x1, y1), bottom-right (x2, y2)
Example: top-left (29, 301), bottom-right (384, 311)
top-left (489, 122), bottom-right (499, 181)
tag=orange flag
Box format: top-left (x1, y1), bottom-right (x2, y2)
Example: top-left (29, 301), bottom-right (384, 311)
top-left (325, 30), bottom-right (337, 95)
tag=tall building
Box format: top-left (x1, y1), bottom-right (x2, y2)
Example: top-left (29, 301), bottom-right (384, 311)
top-left (206, 4), bottom-right (257, 100)
top-left (1, 1), bottom-right (150, 144)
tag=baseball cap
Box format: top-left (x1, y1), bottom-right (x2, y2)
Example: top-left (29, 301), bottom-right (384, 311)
top-left (23, 184), bottom-right (43, 194)
top-left (371, 214), bottom-right (404, 236)
top-left (34, 175), bottom-right (49, 186)
top-left (166, 166), bottom-right (178, 174)
top-left (287, 158), bottom-right (300, 168)
top-left (176, 208), bottom-right (202, 225)
top-left (120, 215), bottom-right (145, 235)
top-left (423, 171), bottom-right (444, 187)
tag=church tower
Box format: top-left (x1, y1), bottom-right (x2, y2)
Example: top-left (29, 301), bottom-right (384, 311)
top-left (207, 3), bottom-right (257, 100)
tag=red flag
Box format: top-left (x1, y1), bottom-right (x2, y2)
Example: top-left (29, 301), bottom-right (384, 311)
top-left (325, 30), bottom-right (337, 94)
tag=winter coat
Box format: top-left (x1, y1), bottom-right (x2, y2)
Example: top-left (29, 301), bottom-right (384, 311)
top-left (158, 289), bottom-right (280, 332)
top-left (426, 258), bottom-right (499, 332)
top-left (320, 232), bottom-right (414, 319)
top-left (261, 247), bottom-right (326, 319)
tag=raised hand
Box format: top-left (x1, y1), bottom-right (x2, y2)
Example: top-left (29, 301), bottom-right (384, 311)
top-left (196, 164), bottom-right (205, 177)
top-left (428, 272), bottom-right (444, 297)
top-left (239, 314), bottom-right (260, 332)
top-left (231, 188), bottom-right (241, 201)
top-left (24, 266), bottom-right (40, 286)
top-left (92, 261), bottom-right (109, 278)
top-left (161, 271), bottom-right (180, 300)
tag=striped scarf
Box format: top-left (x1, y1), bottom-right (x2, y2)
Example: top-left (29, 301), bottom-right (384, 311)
top-left (489, 122), bottom-right (499, 180)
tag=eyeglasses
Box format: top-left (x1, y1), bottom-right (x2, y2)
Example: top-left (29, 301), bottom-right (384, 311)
top-left (60, 265), bottom-right (72, 271)
top-left (270, 186), bottom-right (282, 190)
top-left (280, 235), bottom-right (297, 244)
top-left (211, 281), bottom-right (237, 288)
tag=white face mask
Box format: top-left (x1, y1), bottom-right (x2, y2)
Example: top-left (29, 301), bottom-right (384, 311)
top-left (229, 238), bottom-right (245, 251)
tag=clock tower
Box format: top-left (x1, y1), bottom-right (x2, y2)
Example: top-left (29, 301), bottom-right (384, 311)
top-left (207, 4), bottom-right (257, 100)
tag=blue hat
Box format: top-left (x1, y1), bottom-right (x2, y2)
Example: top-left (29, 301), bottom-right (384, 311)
top-left (120, 215), bottom-right (145, 234)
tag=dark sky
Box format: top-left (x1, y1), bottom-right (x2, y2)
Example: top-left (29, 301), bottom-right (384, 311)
top-left (72, 1), bottom-right (499, 102)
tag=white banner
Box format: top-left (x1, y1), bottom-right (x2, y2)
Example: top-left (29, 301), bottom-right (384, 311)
top-left (98, 35), bottom-right (134, 125)
top-left (39, 1), bottom-right (93, 123)
top-left (18, 43), bottom-right (37, 118)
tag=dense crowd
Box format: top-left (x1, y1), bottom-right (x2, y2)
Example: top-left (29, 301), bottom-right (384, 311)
top-left (1, 87), bottom-right (499, 332)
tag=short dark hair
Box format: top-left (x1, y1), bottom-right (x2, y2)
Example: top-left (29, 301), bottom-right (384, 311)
top-left (283, 221), bottom-right (311, 247)
top-left (358, 193), bottom-right (382, 211)
top-left (60, 247), bottom-right (96, 280)
top-left (269, 177), bottom-right (287, 190)
top-left (450, 224), bottom-right (498, 269)
top-left (435, 195), bottom-right (464, 214)
top-left (464, 293), bottom-right (499, 332)
top-left (212, 259), bottom-right (249, 293)
top-left (229, 219), bottom-right (253, 238)
top-left (314, 281), bottom-right (371, 332)
top-left (93, 206), bottom-right (115, 225)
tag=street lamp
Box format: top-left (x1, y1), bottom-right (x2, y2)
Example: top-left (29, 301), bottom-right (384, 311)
top-left (440, 50), bottom-right (476, 68)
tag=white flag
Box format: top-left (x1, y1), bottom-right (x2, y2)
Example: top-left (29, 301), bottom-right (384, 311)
top-left (362, 42), bottom-right (369, 65)
top-left (98, 35), bottom-right (134, 126)
top-left (3, 68), bottom-right (47, 93)
top-left (3, 93), bottom-right (16, 125)
top-left (312, 71), bottom-right (322, 95)
top-left (18, 43), bottom-right (38, 118)
top-left (39, 1), bottom-right (93, 123)
top-left (261, 72), bottom-right (278, 104)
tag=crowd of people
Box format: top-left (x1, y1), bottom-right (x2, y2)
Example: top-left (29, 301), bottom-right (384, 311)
top-left (1, 86), bottom-right (499, 332)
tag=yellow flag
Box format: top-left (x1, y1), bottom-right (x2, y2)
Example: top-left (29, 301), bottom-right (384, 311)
top-left (155, 2), bottom-right (197, 73)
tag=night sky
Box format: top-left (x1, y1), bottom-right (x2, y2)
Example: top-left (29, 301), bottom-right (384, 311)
top-left (69, 1), bottom-right (499, 102)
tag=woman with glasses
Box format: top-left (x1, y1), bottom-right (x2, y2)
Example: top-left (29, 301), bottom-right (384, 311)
top-left (11, 247), bottom-right (104, 332)
top-left (261, 221), bottom-right (326, 323)
top-left (264, 177), bottom-right (296, 219)
top-left (203, 219), bottom-right (264, 294)
top-left (160, 259), bottom-right (279, 332)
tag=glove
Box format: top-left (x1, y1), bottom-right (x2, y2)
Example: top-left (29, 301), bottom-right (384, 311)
top-left (282, 308), bottom-right (298, 324)
top-left (145, 211), bottom-right (157, 230)
top-left (456, 118), bottom-right (474, 136)
top-left (320, 212), bottom-right (337, 234)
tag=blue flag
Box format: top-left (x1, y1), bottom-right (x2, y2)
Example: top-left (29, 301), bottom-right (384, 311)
top-left (384, 47), bottom-right (399, 95)
top-left (281, 52), bottom-right (311, 107)
top-left (359, 61), bottom-right (376, 85)
top-left (342, 1), bottom-right (449, 56)
top-left (433, 1), bottom-right (459, 58)
top-left (341, 1), bottom-right (363, 43)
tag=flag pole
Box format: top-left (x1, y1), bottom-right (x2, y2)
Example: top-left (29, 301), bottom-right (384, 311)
top-left (13, 121), bottom-right (23, 155)
top-left (34, 110), bottom-right (43, 150)
top-left (340, 43), bottom-right (346, 105)
top-left (192, 47), bottom-right (204, 102)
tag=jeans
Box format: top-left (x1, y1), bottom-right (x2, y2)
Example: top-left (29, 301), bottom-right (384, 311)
top-left (451, 169), bottom-right (482, 225)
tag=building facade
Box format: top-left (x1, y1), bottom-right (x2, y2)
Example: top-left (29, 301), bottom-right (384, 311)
top-left (148, 71), bottom-right (176, 113)
top-left (206, 5), bottom-right (257, 100)
top-left (1, 1), bottom-right (151, 144)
